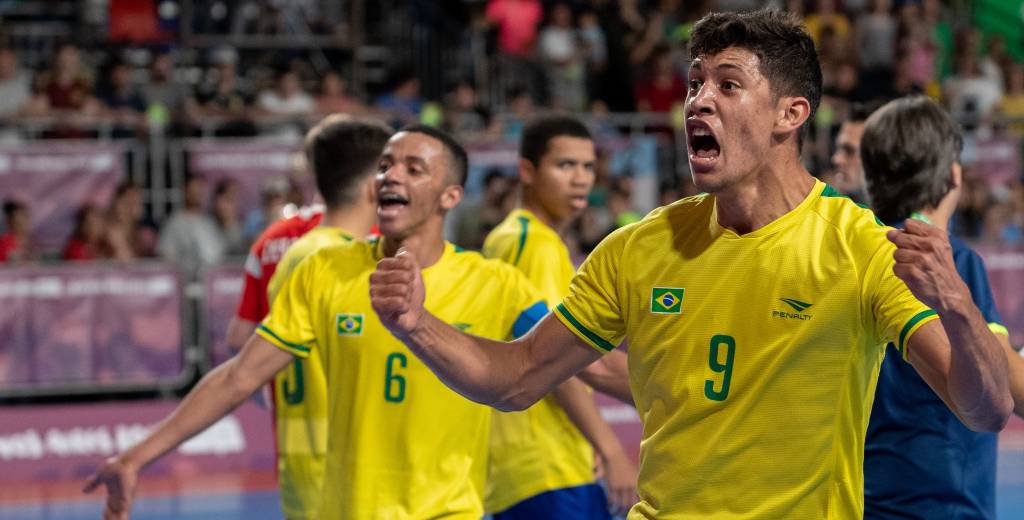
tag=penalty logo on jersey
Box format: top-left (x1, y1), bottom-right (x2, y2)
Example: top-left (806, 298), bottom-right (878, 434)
top-left (651, 287), bottom-right (684, 314)
top-left (336, 314), bottom-right (364, 336)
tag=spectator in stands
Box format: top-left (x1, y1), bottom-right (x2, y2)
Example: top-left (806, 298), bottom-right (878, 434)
top-left (62, 204), bottom-right (107, 261)
top-left (106, 181), bottom-right (157, 260)
top-left (944, 50), bottom-right (1003, 132)
top-left (485, 0), bottom-right (543, 57)
top-left (1002, 63), bottom-right (1024, 137)
top-left (157, 174), bottom-right (227, 279)
top-left (316, 71), bottom-right (364, 116)
top-left (210, 178), bottom-right (246, 256)
top-left (243, 176), bottom-right (290, 243)
top-left (635, 44), bottom-right (685, 113)
top-left (143, 52), bottom-right (200, 136)
top-left (453, 169), bottom-right (512, 250)
top-left (0, 200), bottom-right (32, 263)
top-left (443, 80), bottom-right (493, 137)
top-left (501, 86), bottom-right (536, 141)
top-left (374, 68), bottom-right (424, 125)
top-left (97, 60), bottom-right (146, 138)
top-left (0, 45), bottom-right (31, 120)
top-left (257, 68), bottom-right (315, 117)
top-left (198, 60), bottom-right (257, 137)
top-left (855, 0), bottom-right (897, 86)
top-left (538, 2), bottom-right (586, 111)
top-left (31, 42), bottom-right (99, 115)
top-left (804, 0), bottom-right (851, 48)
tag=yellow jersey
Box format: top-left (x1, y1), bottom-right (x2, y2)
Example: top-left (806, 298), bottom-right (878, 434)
top-left (265, 226), bottom-right (354, 520)
top-left (258, 240), bottom-right (548, 519)
top-left (482, 208), bottom-right (595, 512)
top-left (553, 181), bottom-right (937, 519)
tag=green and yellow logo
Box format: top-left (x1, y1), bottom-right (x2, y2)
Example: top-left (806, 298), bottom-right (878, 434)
top-left (336, 314), bottom-right (364, 336)
top-left (651, 287), bottom-right (684, 314)
top-left (779, 298), bottom-right (812, 312)
top-left (773, 298), bottom-right (814, 321)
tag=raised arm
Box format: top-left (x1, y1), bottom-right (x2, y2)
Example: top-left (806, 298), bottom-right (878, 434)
top-left (889, 220), bottom-right (1012, 432)
top-left (84, 334), bottom-right (294, 519)
top-left (370, 249), bottom-right (604, 411)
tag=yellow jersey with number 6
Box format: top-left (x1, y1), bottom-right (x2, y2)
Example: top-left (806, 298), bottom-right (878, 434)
top-left (553, 180), bottom-right (937, 519)
top-left (482, 208), bottom-right (595, 513)
top-left (265, 226), bottom-right (354, 520)
top-left (258, 240), bottom-right (548, 519)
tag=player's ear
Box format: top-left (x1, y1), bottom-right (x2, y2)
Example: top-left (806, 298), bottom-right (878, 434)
top-left (518, 158), bottom-right (537, 187)
top-left (774, 96), bottom-right (811, 139)
top-left (440, 184), bottom-right (464, 211)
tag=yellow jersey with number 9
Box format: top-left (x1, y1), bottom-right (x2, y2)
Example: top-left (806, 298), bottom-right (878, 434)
top-left (482, 208), bottom-right (595, 513)
top-left (265, 226), bottom-right (354, 520)
top-left (258, 240), bottom-right (548, 519)
top-left (553, 181), bottom-right (937, 519)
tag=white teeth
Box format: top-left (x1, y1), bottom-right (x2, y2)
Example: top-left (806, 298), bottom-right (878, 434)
top-left (692, 128), bottom-right (710, 136)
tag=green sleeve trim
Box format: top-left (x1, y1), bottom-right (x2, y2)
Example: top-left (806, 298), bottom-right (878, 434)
top-left (257, 324), bottom-right (311, 353)
top-left (989, 323), bottom-right (1009, 336)
top-left (898, 310), bottom-right (938, 356)
top-left (555, 303), bottom-right (616, 353)
top-left (513, 216), bottom-right (530, 266)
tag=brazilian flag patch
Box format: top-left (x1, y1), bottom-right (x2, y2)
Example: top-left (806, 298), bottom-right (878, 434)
top-left (336, 314), bottom-right (364, 336)
top-left (651, 287), bottom-right (684, 314)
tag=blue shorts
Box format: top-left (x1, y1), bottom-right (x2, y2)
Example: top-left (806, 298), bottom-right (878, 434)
top-left (493, 483), bottom-right (612, 520)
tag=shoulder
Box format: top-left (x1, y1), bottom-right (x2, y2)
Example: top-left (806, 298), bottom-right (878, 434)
top-left (614, 193), bottom-right (714, 246)
top-left (452, 245), bottom-right (529, 282)
top-left (810, 184), bottom-right (890, 250)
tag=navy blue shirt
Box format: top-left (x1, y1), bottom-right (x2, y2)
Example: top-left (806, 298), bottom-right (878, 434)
top-left (865, 233), bottom-right (1005, 519)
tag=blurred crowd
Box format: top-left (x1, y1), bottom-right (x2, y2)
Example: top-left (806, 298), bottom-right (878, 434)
top-left (0, 0), bottom-right (1023, 274)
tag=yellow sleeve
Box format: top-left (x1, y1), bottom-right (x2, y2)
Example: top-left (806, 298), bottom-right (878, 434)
top-left (257, 255), bottom-right (317, 359)
top-left (861, 229), bottom-right (938, 360)
top-left (553, 225), bottom-right (631, 355)
top-left (514, 233), bottom-right (570, 308)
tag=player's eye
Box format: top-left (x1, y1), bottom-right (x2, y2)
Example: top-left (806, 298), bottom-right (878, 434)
top-left (722, 81), bottom-right (739, 91)
top-left (689, 79), bottom-right (703, 91)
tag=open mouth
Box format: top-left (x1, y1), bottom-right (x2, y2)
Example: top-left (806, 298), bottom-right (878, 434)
top-left (378, 192), bottom-right (409, 218)
top-left (569, 194), bottom-right (589, 209)
top-left (687, 120), bottom-right (721, 173)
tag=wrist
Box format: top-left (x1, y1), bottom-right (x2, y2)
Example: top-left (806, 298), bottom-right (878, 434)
top-left (934, 281), bottom-right (973, 318)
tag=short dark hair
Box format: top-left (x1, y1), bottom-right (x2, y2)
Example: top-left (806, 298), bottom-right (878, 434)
top-left (399, 124), bottom-right (468, 187)
top-left (689, 9), bottom-right (822, 145)
top-left (305, 115), bottom-right (393, 207)
top-left (2, 199), bottom-right (25, 219)
top-left (847, 99), bottom-right (885, 125)
top-left (860, 96), bottom-right (963, 224)
top-left (520, 115), bottom-right (593, 166)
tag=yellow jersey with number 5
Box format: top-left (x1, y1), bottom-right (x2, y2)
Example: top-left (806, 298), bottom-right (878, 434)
top-left (258, 239), bottom-right (548, 519)
top-left (482, 209), bottom-right (595, 513)
top-left (265, 226), bottom-right (354, 520)
top-left (553, 180), bottom-right (937, 519)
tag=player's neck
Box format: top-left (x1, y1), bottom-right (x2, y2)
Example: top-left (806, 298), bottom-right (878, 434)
top-left (320, 204), bottom-right (375, 237)
top-left (520, 192), bottom-right (566, 233)
top-left (381, 224), bottom-right (447, 268)
top-left (714, 161), bottom-right (816, 235)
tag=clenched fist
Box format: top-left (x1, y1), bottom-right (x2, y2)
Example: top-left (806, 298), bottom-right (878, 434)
top-left (370, 248), bottom-right (426, 337)
top-left (886, 218), bottom-right (970, 314)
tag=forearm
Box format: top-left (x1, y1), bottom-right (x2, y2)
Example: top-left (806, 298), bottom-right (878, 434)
top-left (400, 312), bottom-right (535, 411)
top-left (578, 350), bottom-right (633, 405)
top-left (939, 303), bottom-right (1013, 431)
top-left (226, 317), bottom-right (257, 356)
top-left (120, 359), bottom-right (261, 468)
top-left (552, 377), bottom-right (627, 460)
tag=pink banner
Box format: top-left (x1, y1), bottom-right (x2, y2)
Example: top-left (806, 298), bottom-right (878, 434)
top-left (187, 140), bottom-right (312, 219)
top-left (0, 143), bottom-right (125, 252)
top-left (0, 400), bottom-right (274, 483)
top-left (977, 246), bottom-right (1024, 347)
top-left (203, 264), bottom-right (246, 367)
top-left (0, 264), bottom-right (183, 391)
